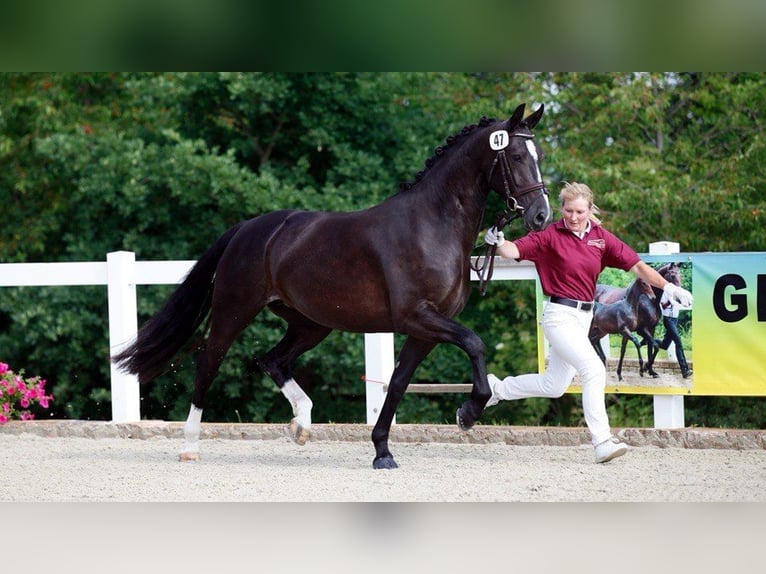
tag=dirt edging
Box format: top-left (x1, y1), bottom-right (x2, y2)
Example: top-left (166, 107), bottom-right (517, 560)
top-left (1, 420), bottom-right (764, 450)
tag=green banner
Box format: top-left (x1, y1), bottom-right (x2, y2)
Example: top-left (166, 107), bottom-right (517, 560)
top-left (691, 253), bottom-right (766, 395)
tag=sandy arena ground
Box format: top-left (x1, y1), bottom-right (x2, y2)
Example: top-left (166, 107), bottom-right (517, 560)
top-left (1, 421), bottom-right (764, 502)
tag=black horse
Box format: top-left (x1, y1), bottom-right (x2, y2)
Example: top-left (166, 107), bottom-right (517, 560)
top-left (114, 103), bottom-right (552, 469)
top-left (640, 263), bottom-right (683, 375)
top-left (589, 278), bottom-right (655, 381)
top-left (594, 263), bottom-right (681, 380)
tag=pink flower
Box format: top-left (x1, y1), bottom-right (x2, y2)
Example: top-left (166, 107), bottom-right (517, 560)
top-left (0, 365), bottom-right (53, 422)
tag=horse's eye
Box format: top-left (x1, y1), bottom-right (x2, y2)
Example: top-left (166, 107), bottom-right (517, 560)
top-left (512, 154), bottom-right (523, 162)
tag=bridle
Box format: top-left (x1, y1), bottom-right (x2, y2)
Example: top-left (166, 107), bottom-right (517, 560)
top-left (472, 131), bottom-right (549, 296)
top-left (488, 132), bottom-right (549, 217)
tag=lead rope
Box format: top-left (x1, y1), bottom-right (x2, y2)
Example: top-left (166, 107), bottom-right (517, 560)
top-left (472, 209), bottom-right (519, 296)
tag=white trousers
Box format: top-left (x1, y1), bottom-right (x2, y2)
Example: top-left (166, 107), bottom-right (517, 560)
top-left (492, 301), bottom-right (612, 446)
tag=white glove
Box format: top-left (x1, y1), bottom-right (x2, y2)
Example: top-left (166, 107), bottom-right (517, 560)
top-left (664, 282), bottom-right (693, 308)
top-left (484, 227), bottom-right (505, 247)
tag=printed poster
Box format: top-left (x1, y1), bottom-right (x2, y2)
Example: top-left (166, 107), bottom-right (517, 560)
top-left (536, 252), bottom-right (766, 396)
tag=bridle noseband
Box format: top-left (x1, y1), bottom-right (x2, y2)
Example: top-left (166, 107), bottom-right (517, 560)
top-left (473, 132), bottom-right (549, 295)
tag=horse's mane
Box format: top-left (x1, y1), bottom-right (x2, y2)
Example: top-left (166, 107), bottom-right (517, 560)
top-left (398, 116), bottom-right (497, 191)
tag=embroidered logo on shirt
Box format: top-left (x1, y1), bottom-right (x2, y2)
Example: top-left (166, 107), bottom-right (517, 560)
top-left (587, 238), bottom-right (606, 249)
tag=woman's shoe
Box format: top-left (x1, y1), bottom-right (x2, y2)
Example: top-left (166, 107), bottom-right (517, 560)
top-left (594, 436), bottom-right (628, 463)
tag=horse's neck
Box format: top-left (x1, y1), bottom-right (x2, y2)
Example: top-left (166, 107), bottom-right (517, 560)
top-left (626, 281), bottom-right (647, 308)
top-left (387, 161), bottom-right (489, 239)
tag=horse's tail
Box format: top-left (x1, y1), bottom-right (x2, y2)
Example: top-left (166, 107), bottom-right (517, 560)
top-left (112, 222), bottom-right (245, 384)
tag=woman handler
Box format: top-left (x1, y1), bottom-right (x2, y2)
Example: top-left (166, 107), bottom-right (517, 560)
top-left (484, 182), bottom-right (692, 463)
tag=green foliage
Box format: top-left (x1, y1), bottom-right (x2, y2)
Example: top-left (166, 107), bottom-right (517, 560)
top-left (2, 72), bottom-right (765, 429)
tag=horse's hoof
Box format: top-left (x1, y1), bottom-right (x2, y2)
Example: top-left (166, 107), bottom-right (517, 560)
top-left (179, 451), bottom-right (200, 462)
top-left (287, 419), bottom-right (311, 445)
top-left (456, 407), bottom-right (475, 431)
top-left (373, 456), bottom-right (399, 470)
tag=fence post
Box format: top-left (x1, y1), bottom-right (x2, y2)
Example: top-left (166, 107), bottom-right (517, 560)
top-left (364, 333), bottom-right (395, 425)
top-left (107, 251), bottom-right (141, 422)
top-left (648, 241), bottom-right (685, 429)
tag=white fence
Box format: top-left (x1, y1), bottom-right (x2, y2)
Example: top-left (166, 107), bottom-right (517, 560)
top-left (0, 252), bottom-right (194, 422)
top-left (0, 243), bottom-right (683, 427)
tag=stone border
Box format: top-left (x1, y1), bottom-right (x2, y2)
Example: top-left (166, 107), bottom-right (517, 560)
top-left (1, 420), bottom-right (764, 450)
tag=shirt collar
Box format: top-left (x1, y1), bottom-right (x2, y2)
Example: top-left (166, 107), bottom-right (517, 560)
top-left (559, 218), bottom-right (592, 239)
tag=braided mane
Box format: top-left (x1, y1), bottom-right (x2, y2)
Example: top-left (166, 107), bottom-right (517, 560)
top-left (399, 116), bottom-right (497, 191)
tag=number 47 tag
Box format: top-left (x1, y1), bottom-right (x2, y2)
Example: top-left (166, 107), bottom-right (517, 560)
top-left (489, 130), bottom-right (509, 150)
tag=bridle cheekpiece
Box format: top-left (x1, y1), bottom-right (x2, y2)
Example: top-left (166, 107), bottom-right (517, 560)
top-left (473, 130), bottom-right (550, 295)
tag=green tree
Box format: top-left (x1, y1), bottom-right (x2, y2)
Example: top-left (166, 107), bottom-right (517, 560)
top-left (540, 72), bottom-right (766, 251)
top-left (2, 72), bottom-right (764, 428)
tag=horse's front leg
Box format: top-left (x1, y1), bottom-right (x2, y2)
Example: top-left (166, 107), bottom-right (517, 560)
top-left (641, 339), bottom-right (660, 378)
top-left (399, 308), bottom-right (489, 432)
top-left (630, 334), bottom-right (645, 377)
top-left (371, 337), bottom-right (434, 469)
top-left (617, 336), bottom-right (630, 382)
top-left (452, 329), bottom-right (489, 431)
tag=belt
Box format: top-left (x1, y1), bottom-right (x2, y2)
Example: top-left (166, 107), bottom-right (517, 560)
top-left (549, 296), bottom-right (594, 312)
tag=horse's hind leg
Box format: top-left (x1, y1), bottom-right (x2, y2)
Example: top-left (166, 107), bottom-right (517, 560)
top-left (258, 303), bottom-right (332, 445)
top-left (590, 336), bottom-right (607, 365)
top-left (181, 295), bottom-right (267, 461)
top-left (180, 326), bottom-right (254, 461)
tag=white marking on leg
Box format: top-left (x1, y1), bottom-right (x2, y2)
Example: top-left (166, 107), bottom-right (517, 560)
top-left (180, 404), bottom-right (203, 460)
top-left (281, 378), bottom-right (313, 430)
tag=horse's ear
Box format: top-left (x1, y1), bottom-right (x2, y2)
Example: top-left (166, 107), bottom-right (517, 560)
top-left (524, 104), bottom-right (545, 130)
top-left (507, 103), bottom-right (526, 130)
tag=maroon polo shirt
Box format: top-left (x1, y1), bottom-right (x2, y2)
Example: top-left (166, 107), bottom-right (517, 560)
top-left (513, 219), bottom-right (641, 302)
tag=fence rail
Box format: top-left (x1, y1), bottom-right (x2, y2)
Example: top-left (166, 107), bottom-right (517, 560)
top-left (1, 243), bottom-right (684, 427)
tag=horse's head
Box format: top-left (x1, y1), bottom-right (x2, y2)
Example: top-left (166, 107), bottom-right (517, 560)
top-left (639, 278), bottom-right (656, 299)
top-left (485, 103), bottom-right (552, 231)
top-left (659, 262), bottom-right (682, 286)
top-left (626, 277), bottom-right (656, 301)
